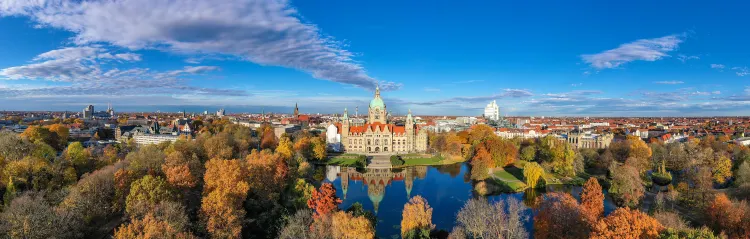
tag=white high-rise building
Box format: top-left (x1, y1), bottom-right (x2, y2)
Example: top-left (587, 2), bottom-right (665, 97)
top-left (83, 105), bottom-right (94, 119)
top-left (484, 100), bottom-right (500, 121)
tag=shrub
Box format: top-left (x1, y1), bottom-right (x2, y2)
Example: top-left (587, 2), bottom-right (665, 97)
top-left (390, 155), bottom-right (404, 166)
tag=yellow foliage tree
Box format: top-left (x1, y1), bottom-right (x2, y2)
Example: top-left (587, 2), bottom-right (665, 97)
top-left (523, 162), bottom-right (544, 189)
top-left (276, 136), bottom-right (294, 160)
top-left (114, 214), bottom-right (195, 239)
top-left (712, 155), bottom-right (732, 184)
top-left (331, 211), bottom-right (375, 239)
top-left (201, 159), bottom-right (249, 239)
top-left (401, 195), bottom-right (435, 238)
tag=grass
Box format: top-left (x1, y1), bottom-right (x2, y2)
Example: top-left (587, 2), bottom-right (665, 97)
top-left (326, 154), bottom-right (366, 167)
top-left (491, 168), bottom-right (527, 192)
top-left (397, 154), bottom-right (456, 167)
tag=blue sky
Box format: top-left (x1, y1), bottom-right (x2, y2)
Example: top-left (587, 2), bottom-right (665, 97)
top-left (1, 0), bottom-right (749, 116)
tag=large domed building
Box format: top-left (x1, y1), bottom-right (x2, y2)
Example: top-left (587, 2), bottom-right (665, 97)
top-left (329, 86), bottom-right (428, 154)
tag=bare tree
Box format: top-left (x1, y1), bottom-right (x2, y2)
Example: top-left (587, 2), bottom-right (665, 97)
top-left (455, 197), bottom-right (528, 239)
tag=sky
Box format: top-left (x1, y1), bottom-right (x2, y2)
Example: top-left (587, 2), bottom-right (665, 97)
top-left (0, 0), bottom-right (749, 116)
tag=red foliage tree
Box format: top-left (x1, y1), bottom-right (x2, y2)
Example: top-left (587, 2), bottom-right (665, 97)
top-left (534, 192), bottom-right (589, 239)
top-left (307, 183), bottom-right (342, 219)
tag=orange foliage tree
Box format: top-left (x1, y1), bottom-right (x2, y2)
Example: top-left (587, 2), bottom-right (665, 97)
top-left (534, 192), bottom-right (589, 239)
top-left (114, 214), bottom-right (195, 239)
top-left (331, 211), bottom-right (375, 239)
top-left (162, 151), bottom-right (202, 188)
top-left (260, 127), bottom-right (278, 150)
top-left (201, 159), bottom-right (249, 238)
top-left (246, 149), bottom-right (288, 203)
top-left (401, 195), bottom-right (435, 238)
top-left (480, 137), bottom-right (518, 167)
top-left (470, 145), bottom-right (492, 180)
top-left (307, 183), bottom-right (342, 219)
top-left (580, 177), bottom-right (604, 225)
top-left (706, 193), bottom-right (750, 238)
top-left (591, 207), bottom-right (664, 239)
top-left (468, 124), bottom-right (494, 145)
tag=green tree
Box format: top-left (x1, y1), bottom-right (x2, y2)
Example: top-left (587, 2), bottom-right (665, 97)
top-left (125, 175), bottom-right (175, 218)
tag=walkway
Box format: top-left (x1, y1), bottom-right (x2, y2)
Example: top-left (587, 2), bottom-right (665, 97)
top-left (367, 155), bottom-right (393, 168)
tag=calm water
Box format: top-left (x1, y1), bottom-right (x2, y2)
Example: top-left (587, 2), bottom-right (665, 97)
top-left (322, 163), bottom-right (616, 239)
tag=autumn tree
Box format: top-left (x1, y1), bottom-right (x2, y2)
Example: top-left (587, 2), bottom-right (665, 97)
top-left (48, 123), bottom-right (69, 149)
top-left (0, 131), bottom-right (32, 161)
top-left (480, 137), bottom-right (518, 167)
top-left (468, 124), bottom-right (495, 145)
top-left (125, 175), bottom-right (176, 218)
top-left (126, 145), bottom-right (166, 176)
top-left (66, 142), bottom-right (93, 175)
top-left (114, 214), bottom-right (195, 239)
top-left (20, 125), bottom-right (58, 150)
top-left (307, 183), bottom-right (342, 219)
top-left (736, 161), bottom-right (750, 187)
top-left (202, 132), bottom-right (234, 160)
top-left (591, 207), bottom-right (664, 239)
top-left (712, 154), bottom-right (732, 184)
top-left (580, 178), bottom-right (604, 225)
top-left (455, 197), bottom-right (528, 239)
top-left (162, 151), bottom-right (202, 188)
top-left (470, 145), bottom-right (492, 180)
top-left (331, 211), bottom-right (376, 239)
top-left (311, 137), bottom-right (328, 161)
top-left (276, 136), bottom-right (294, 160)
top-left (401, 195), bottom-right (435, 239)
top-left (245, 149), bottom-right (288, 204)
top-left (293, 136), bottom-right (312, 159)
top-left (520, 145), bottom-right (536, 162)
top-left (610, 164), bottom-right (644, 207)
top-left (534, 192), bottom-right (589, 239)
top-left (260, 127), bottom-right (278, 150)
top-left (201, 159), bottom-right (249, 239)
top-left (523, 162), bottom-right (544, 189)
top-left (706, 193), bottom-right (750, 238)
top-left (278, 209), bottom-right (314, 239)
top-left (1, 192), bottom-right (82, 239)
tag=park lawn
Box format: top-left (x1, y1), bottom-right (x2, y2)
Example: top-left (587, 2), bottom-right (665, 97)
top-left (401, 155), bottom-right (444, 166)
top-left (492, 168), bottom-right (527, 192)
top-left (326, 154), bottom-right (365, 166)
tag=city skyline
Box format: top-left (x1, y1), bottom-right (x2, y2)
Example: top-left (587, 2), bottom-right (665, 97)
top-left (1, 0), bottom-right (750, 116)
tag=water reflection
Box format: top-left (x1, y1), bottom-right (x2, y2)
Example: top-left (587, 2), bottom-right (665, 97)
top-left (322, 163), bottom-right (615, 238)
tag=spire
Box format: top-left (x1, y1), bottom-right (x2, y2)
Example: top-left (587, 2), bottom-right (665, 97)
top-left (343, 108), bottom-right (349, 120)
top-left (375, 85), bottom-right (380, 97)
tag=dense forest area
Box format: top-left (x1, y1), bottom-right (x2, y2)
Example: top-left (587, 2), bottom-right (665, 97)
top-left (0, 122), bottom-right (749, 238)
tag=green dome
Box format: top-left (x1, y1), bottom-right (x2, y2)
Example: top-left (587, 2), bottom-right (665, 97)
top-left (370, 97), bottom-right (385, 109)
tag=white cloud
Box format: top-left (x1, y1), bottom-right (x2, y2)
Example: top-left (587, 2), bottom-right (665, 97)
top-left (732, 67), bottom-right (749, 76)
top-left (0, 47), bottom-right (242, 98)
top-left (581, 34), bottom-right (683, 69)
top-left (676, 54), bottom-right (699, 62)
top-left (710, 64), bottom-right (726, 72)
top-left (0, 0), bottom-right (397, 91)
top-left (654, 81), bottom-right (684, 85)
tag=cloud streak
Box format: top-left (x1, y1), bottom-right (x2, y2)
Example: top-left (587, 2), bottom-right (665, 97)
top-left (581, 34), bottom-right (683, 69)
top-left (0, 0), bottom-right (397, 91)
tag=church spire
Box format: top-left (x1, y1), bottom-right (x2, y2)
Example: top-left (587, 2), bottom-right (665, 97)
top-left (375, 85), bottom-right (380, 98)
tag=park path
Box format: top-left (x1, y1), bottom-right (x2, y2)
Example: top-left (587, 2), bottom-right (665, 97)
top-left (368, 154), bottom-right (393, 168)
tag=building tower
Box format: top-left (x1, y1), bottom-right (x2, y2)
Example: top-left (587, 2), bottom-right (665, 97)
top-left (368, 86), bottom-right (387, 124)
top-left (294, 103), bottom-right (299, 118)
top-left (406, 109), bottom-right (414, 152)
top-left (341, 108), bottom-right (350, 151)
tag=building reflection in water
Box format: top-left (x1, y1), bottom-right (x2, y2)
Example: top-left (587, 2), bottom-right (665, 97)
top-left (326, 165), bottom-right (427, 213)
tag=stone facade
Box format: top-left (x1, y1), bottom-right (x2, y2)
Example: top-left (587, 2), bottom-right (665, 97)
top-left (329, 87), bottom-right (428, 154)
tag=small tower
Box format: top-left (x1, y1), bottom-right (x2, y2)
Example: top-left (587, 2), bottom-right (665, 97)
top-left (406, 109), bottom-right (414, 151)
top-left (341, 108), bottom-right (350, 151)
top-left (294, 103), bottom-right (299, 118)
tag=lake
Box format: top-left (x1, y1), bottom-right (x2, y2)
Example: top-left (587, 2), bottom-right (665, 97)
top-left (321, 163), bottom-right (616, 238)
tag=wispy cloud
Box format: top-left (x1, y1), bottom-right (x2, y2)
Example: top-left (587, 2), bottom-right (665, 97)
top-left (423, 87), bottom-right (441, 92)
top-left (0, 0), bottom-right (398, 91)
top-left (654, 81), bottom-right (684, 85)
top-left (0, 47), bottom-right (244, 98)
top-left (710, 64), bottom-right (726, 72)
top-left (581, 34), bottom-right (684, 69)
top-left (676, 54), bottom-right (699, 62)
top-left (406, 88), bottom-right (533, 106)
top-left (732, 67), bottom-right (749, 77)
